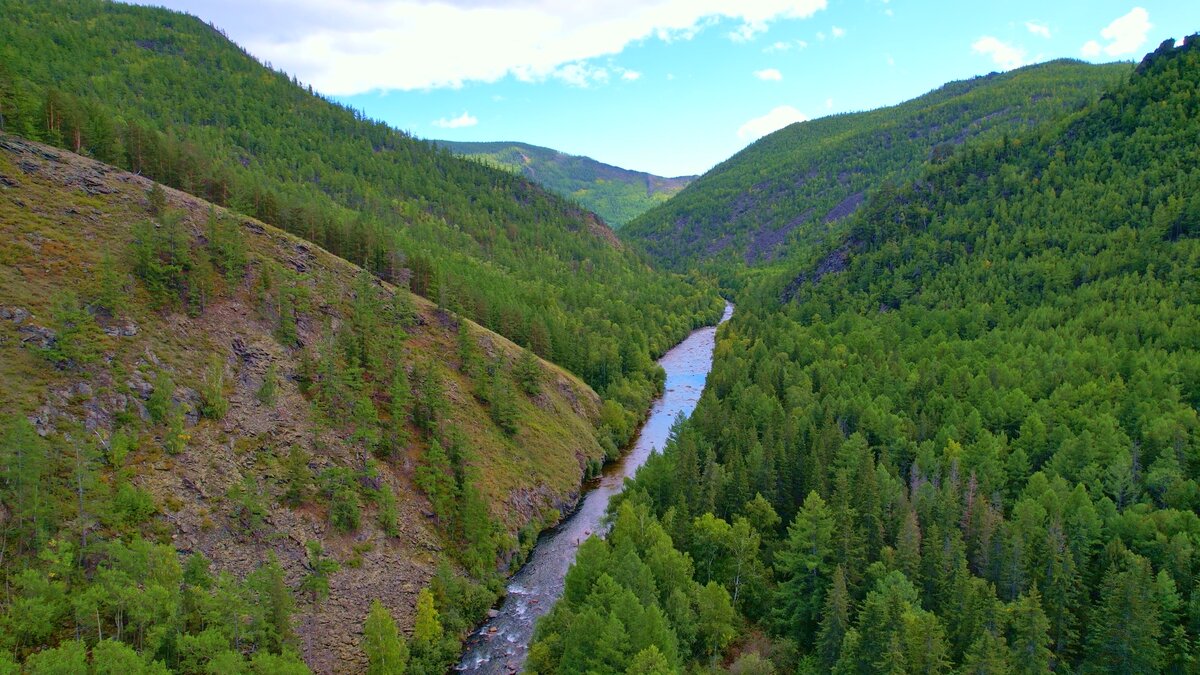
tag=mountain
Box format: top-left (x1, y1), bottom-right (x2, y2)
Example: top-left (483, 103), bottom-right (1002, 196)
top-left (621, 59), bottom-right (1129, 270)
top-left (0, 0), bottom-right (724, 672)
top-left (0, 134), bottom-right (615, 672)
top-left (530, 36), bottom-right (1200, 673)
top-left (434, 140), bottom-right (695, 228)
top-left (0, 0), bottom-right (724, 441)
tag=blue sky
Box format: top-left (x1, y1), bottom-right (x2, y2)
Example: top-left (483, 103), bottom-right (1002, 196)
top-left (129, 1), bottom-right (1200, 176)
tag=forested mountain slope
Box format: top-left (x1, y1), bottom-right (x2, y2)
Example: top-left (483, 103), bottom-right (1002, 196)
top-left (530, 36), bottom-right (1200, 673)
top-left (0, 135), bottom-right (612, 672)
top-left (435, 140), bottom-right (695, 228)
top-left (622, 59), bottom-right (1128, 270)
top-left (0, 0), bottom-right (724, 447)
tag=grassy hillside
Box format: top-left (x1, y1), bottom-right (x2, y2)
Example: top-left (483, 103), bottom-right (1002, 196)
top-left (0, 0), bottom-right (724, 447)
top-left (0, 135), bottom-right (614, 672)
top-left (531, 37), bottom-right (1200, 673)
top-left (622, 59), bottom-right (1128, 271)
top-left (435, 140), bottom-right (695, 228)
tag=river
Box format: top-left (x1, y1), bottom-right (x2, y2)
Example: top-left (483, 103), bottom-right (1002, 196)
top-left (457, 301), bottom-right (734, 673)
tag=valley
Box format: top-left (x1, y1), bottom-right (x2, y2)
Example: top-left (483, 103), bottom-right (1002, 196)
top-left (0, 1), bottom-right (1198, 673)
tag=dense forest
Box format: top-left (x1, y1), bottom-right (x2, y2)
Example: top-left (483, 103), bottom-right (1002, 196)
top-left (531, 36), bottom-right (1200, 673)
top-left (621, 59), bottom-right (1128, 273)
top-left (0, 0), bottom-right (725, 455)
top-left (0, 133), bottom-right (627, 672)
top-left (435, 140), bottom-right (695, 229)
top-left (3, 0), bottom-right (1199, 672)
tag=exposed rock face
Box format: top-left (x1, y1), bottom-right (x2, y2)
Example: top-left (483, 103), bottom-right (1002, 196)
top-left (0, 135), bottom-right (606, 674)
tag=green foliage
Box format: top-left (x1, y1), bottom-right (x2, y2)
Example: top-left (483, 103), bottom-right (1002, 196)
top-left (375, 484), bottom-right (400, 537)
top-left (299, 540), bottom-right (339, 603)
top-left (146, 371), bottom-right (174, 424)
top-left (414, 438), bottom-right (456, 527)
top-left (93, 252), bottom-right (129, 316)
top-left (486, 360), bottom-right (521, 437)
top-left (205, 208), bottom-right (248, 284)
top-left (0, 0), bottom-right (722, 435)
top-left (281, 445), bottom-right (312, 507)
top-left (23, 640), bottom-right (87, 675)
top-left (410, 362), bottom-right (446, 436)
top-left (40, 290), bottom-right (104, 367)
top-left (408, 588), bottom-right (456, 675)
top-left (529, 501), bottom-right (736, 672)
top-left (513, 346), bottom-right (541, 396)
top-left (624, 59), bottom-right (1129, 269)
top-left (602, 36), bottom-right (1200, 674)
top-left (0, 417), bottom-right (54, 556)
top-left (228, 474), bottom-right (268, 535)
top-left (320, 467), bottom-right (362, 533)
top-left (130, 211), bottom-right (198, 312)
top-left (257, 362), bottom-right (278, 406)
top-left (436, 139), bottom-right (694, 228)
top-left (363, 599), bottom-right (408, 675)
top-left (199, 355), bottom-right (228, 420)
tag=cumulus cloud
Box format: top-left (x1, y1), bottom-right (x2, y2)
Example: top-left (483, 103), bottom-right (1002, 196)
top-left (1082, 7), bottom-right (1152, 57)
top-left (831, 25), bottom-right (845, 38)
top-left (621, 69), bottom-right (643, 81)
top-left (971, 36), bottom-right (1027, 70)
top-left (1025, 21), bottom-right (1051, 38)
top-left (754, 68), bottom-right (783, 81)
top-left (432, 112), bottom-right (478, 129)
top-left (737, 105), bottom-right (808, 140)
top-left (764, 39), bottom-right (807, 52)
top-left (130, 0), bottom-right (828, 94)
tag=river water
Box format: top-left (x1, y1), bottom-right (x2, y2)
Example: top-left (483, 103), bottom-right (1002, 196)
top-left (457, 302), bottom-right (733, 673)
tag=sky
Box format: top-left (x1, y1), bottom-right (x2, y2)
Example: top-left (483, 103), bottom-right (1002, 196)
top-left (126, 1), bottom-right (1200, 177)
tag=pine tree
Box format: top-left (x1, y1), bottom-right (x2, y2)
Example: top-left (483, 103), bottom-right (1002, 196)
top-left (257, 362), bottom-right (279, 406)
top-left (774, 491), bottom-right (835, 644)
top-left (1083, 551), bottom-right (1162, 673)
top-left (299, 540), bottom-right (339, 602)
top-left (896, 509), bottom-right (922, 584)
top-left (364, 599), bottom-right (409, 675)
top-left (248, 552), bottom-right (296, 654)
top-left (1006, 588), bottom-right (1051, 675)
top-left (817, 565), bottom-right (851, 668)
top-left (415, 438), bottom-right (457, 526)
top-left (513, 346), bottom-right (542, 396)
top-left (199, 354), bottom-right (228, 420)
top-left (961, 630), bottom-right (1013, 675)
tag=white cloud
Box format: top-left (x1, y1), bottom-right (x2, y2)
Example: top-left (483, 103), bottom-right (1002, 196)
top-left (551, 62), bottom-right (610, 87)
top-left (825, 97), bottom-right (833, 109)
top-left (886, 53), bottom-right (895, 66)
top-left (737, 105), bottom-right (808, 140)
top-left (1083, 7), bottom-right (1152, 57)
top-left (729, 20), bottom-right (769, 42)
top-left (621, 69), bottom-right (642, 81)
top-left (972, 36), bottom-right (1027, 70)
top-left (432, 111), bottom-right (478, 129)
top-left (1025, 21), bottom-right (1051, 38)
top-left (831, 25), bottom-right (845, 38)
top-left (754, 68), bottom-right (783, 81)
top-left (764, 39), bottom-right (807, 52)
top-left (141, 0), bottom-right (829, 94)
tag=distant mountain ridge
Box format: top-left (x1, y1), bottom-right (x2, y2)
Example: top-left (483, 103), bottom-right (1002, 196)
top-left (621, 59), bottom-right (1130, 269)
top-left (435, 140), bottom-right (695, 228)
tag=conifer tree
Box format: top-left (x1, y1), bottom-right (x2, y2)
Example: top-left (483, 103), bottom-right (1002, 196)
top-left (774, 491), bottom-right (835, 644)
top-left (364, 599), bottom-right (409, 675)
top-left (817, 565), bottom-right (851, 668)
